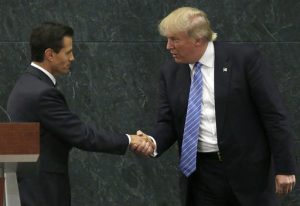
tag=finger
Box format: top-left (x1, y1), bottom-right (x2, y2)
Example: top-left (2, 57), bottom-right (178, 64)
top-left (140, 142), bottom-right (151, 154)
top-left (135, 140), bottom-right (147, 153)
top-left (129, 143), bottom-right (138, 152)
top-left (146, 142), bottom-right (154, 155)
top-left (136, 130), bottom-right (144, 136)
top-left (275, 184), bottom-right (279, 194)
top-left (283, 184), bottom-right (290, 195)
top-left (145, 144), bottom-right (154, 156)
top-left (288, 184), bottom-right (293, 193)
top-left (276, 185), bottom-right (284, 196)
top-left (140, 141), bottom-right (154, 156)
top-left (291, 175), bottom-right (296, 188)
top-left (288, 175), bottom-right (296, 193)
top-left (281, 182), bottom-right (291, 195)
top-left (281, 181), bottom-right (289, 195)
top-left (275, 179), bottom-right (279, 194)
top-left (287, 177), bottom-right (293, 193)
top-left (288, 176), bottom-right (296, 193)
top-left (275, 178), bottom-right (281, 194)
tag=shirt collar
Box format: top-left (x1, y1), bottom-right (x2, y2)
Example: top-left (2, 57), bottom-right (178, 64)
top-left (31, 62), bottom-right (56, 85)
top-left (189, 41), bottom-right (215, 70)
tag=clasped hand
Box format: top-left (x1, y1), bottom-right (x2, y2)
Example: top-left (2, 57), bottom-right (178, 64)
top-left (129, 130), bottom-right (154, 156)
top-left (275, 174), bottom-right (296, 196)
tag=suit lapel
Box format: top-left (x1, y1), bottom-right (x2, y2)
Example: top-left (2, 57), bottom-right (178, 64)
top-left (172, 63), bottom-right (191, 139)
top-left (26, 66), bottom-right (56, 88)
top-left (214, 42), bottom-right (231, 138)
top-left (178, 64), bottom-right (191, 112)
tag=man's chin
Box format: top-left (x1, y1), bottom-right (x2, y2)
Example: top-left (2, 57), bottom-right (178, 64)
top-left (174, 58), bottom-right (181, 63)
top-left (55, 69), bottom-right (71, 76)
top-left (174, 58), bottom-right (185, 64)
top-left (64, 67), bottom-right (71, 73)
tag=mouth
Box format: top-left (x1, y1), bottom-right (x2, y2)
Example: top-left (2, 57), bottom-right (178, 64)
top-left (171, 53), bottom-right (177, 58)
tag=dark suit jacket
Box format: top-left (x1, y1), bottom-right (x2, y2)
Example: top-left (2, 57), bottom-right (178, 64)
top-left (7, 66), bottom-right (129, 206)
top-left (153, 42), bottom-right (295, 205)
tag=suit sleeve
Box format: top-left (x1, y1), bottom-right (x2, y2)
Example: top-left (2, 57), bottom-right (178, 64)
top-left (152, 66), bottom-right (178, 156)
top-left (246, 49), bottom-right (296, 174)
top-left (37, 88), bottom-right (128, 155)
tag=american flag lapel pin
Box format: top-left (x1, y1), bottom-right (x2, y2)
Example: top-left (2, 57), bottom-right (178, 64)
top-left (223, 67), bottom-right (228, 72)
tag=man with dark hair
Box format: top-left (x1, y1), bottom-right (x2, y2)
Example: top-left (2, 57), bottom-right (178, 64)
top-left (30, 22), bottom-right (74, 62)
top-left (7, 22), bottom-right (154, 206)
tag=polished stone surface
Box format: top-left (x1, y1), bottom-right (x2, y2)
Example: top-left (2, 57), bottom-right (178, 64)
top-left (0, 1), bottom-right (299, 205)
top-left (0, 1), bottom-right (299, 42)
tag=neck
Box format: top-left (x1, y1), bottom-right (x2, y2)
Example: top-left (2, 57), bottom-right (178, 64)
top-left (32, 61), bottom-right (53, 75)
top-left (196, 41), bottom-right (208, 61)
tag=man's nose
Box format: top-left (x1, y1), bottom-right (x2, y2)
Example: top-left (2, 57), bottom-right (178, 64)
top-left (70, 53), bottom-right (75, 61)
top-left (166, 39), bottom-right (173, 50)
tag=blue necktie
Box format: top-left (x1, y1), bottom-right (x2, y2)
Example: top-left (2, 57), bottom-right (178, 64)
top-left (180, 62), bottom-right (203, 177)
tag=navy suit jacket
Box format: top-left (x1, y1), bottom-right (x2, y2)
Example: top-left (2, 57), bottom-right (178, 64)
top-left (7, 66), bottom-right (129, 206)
top-left (153, 41), bottom-right (295, 204)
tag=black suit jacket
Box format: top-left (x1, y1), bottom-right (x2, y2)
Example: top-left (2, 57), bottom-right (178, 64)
top-left (7, 66), bottom-right (129, 206)
top-left (153, 42), bottom-right (295, 205)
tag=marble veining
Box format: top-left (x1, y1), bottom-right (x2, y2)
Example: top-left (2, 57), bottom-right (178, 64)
top-left (0, 1), bottom-right (299, 205)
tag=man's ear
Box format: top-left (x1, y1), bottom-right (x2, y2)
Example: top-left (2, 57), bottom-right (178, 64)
top-left (44, 48), bottom-right (54, 62)
top-left (194, 38), bottom-right (204, 47)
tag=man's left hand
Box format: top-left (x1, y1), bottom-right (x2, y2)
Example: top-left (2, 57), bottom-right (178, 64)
top-left (275, 174), bottom-right (296, 195)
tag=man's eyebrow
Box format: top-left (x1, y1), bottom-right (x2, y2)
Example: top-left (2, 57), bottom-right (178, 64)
top-left (66, 49), bottom-right (72, 53)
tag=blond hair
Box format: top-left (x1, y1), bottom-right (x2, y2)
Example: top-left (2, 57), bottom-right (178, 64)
top-left (158, 7), bottom-right (217, 41)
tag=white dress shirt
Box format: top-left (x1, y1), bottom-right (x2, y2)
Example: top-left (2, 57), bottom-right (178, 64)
top-left (189, 41), bottom-right (219, 152)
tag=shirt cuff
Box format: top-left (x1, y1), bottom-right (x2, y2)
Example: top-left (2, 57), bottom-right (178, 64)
top-left (147, 135), bottom-right (158, 157)
top-left (126, 134), bottom-right (131, 145)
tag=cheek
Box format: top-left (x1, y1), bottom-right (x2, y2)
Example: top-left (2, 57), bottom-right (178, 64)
top-left (60, 56), bottom-right (68, 64)
top-left (178, 46), bottom-right (189, 55)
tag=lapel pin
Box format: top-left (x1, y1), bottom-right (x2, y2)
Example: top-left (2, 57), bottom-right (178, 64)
top-left (223, 67), bottom-right (228, 72)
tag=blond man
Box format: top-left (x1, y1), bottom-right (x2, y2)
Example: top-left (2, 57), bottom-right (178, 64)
top-left (138, 7), bottom-right (296, 206)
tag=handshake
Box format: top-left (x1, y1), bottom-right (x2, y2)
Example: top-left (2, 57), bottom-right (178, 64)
top-left (129, 130), bottom-right (155, 156)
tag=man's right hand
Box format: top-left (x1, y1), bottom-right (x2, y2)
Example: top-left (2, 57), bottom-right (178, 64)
top-left (129, 133), bottom-right (154, 156)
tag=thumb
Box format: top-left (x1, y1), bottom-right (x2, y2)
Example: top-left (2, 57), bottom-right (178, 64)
top-left (136, 130), bottom-right (144, 136)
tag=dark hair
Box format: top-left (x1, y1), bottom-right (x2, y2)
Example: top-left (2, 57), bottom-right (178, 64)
top-left (30, 22), bottom-right (74, 62)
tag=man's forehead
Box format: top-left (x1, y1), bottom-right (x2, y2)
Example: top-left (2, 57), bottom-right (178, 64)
top-left (63, 36), bottom-right (73, 42)
top-left (166, 31), bottom-right (189, 39)
top-left (62, 36), bottom-right (73, 46)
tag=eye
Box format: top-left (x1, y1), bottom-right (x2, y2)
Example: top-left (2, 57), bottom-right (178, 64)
top-left (171, 37), bottom-right (180, 43)
top-left (168, 38), bottom-right (179, 44)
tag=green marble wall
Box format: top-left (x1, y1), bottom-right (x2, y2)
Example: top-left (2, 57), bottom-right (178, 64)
top-left (0, 1), bottom-right (299, 205)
